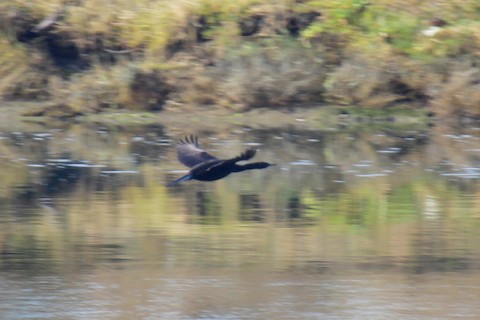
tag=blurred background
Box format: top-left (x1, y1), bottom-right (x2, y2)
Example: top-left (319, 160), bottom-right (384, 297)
top-left (1, 1), bottom-right (480, 319)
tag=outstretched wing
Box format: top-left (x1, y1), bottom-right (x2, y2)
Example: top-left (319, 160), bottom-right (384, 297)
top-left (206, 148), bottom-right (257, 172)
top-left (176, 135), bottom-right (217, 168)
top-left (232, 148), bottom-right (256, 162)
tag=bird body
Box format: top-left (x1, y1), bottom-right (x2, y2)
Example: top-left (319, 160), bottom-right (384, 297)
top-left (168, 135), bottom-right (273, 186)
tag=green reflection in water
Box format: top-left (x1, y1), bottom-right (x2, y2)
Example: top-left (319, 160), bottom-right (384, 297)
top-left (0, 121), bottom-right (479, 277)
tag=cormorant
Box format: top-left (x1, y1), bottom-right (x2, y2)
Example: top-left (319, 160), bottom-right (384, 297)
top-left (167, 135), bottom-right (274, 186)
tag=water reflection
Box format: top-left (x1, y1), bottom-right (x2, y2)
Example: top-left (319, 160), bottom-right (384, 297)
top-left (0, 120), bottom-right (480, 319)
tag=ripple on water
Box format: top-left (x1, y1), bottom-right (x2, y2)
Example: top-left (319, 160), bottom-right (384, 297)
top-left (100, 170), bottom-right (139, 174)
top-left (46, 158), bottom-right (75, 163)
top-left (62, 163), bottom-right (105, 168)
top-left (27, 164), bottom-right (46, 168)
top-left (440, 167), bottom-right (480, 179)
top-left (356, 173), bottom-right (387, 178)
top-left (377, 147), bottom-right (402, 154)
top-left (289, 160), bottom-right (316, 166)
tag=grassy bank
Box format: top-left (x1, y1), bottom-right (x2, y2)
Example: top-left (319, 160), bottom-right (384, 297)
top-left (1, 0), bottom-right (480, 118)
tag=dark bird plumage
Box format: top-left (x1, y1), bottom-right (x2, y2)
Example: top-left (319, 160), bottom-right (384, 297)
top-left (167, 135), bottom-right (274, 186)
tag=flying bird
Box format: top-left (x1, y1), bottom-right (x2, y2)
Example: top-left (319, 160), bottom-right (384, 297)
top-left (167, 135), bottom-right (274, 186)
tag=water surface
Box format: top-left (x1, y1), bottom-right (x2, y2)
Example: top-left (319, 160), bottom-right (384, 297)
top-left (1, 118), bottom-right (480, 319)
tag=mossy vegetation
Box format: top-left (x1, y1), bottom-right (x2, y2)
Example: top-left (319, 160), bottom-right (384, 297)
top-left (0, 0), bottom-right (479, 118)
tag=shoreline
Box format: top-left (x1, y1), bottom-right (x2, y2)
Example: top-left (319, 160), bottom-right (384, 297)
top-left (4, 101), bottom-right (432, 133)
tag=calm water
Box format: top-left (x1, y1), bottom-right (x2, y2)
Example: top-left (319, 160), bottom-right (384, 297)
top-left (1, 117), bottom-right (480, 319)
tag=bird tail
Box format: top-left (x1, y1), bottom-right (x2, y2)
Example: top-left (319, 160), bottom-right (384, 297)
top-left (167, 173), bottom-right (192, 187)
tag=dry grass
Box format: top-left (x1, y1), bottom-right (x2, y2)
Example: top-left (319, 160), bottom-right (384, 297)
top-left (0, 39), bottom-right (29, 98)
top-left (414, 22), bottom-right (480, 59)
top-left (0, 38), bottom-right (51, 100)
top-left (64, 63), bottom-right (136, 112)
top-left (1, 0), bottom-right (480, 118)
top-left (216, 47), bottom-right (326, 109)
top-left (324, 56), bottom-right (404, 108)
top-left (432, 64), bottom-right (480, 117)
top-left (164, 39), bottom-right (327, 109)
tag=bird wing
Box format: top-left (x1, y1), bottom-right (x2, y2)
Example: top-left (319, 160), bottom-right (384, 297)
top-left (205, 148), bottom-right (257, 172)
top-left (176, 135), bottom-right (218, 168)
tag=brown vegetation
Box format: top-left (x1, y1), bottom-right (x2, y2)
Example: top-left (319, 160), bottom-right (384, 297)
top-left (432, 65), bottom-right (480, 117)
top-left (0, 0), bottom-right (480, 119)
